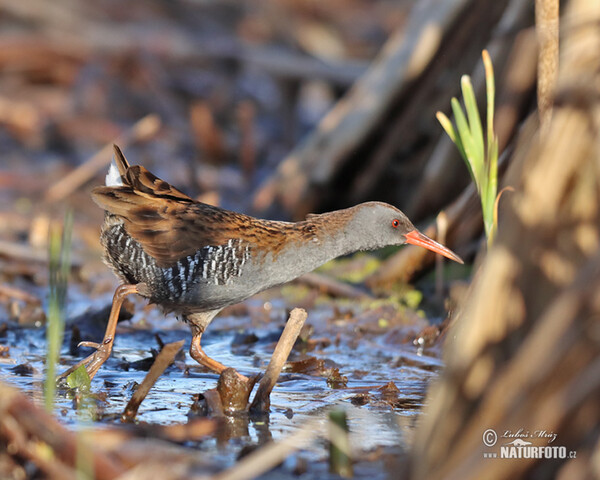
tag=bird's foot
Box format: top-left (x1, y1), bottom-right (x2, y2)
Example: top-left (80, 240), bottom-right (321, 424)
top-left (199, 357), bottom-right (250, 383)
top-left (57, 336), bottom-right (114, 386)
top-left (189, 336), bottom-right (249, 383)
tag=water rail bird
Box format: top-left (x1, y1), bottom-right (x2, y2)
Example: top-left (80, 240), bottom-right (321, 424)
top-left (61, 145), bottom-right (463, 381)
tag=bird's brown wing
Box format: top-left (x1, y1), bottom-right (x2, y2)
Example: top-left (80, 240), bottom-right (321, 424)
top-left (93, 148), bottom-right (251, 267)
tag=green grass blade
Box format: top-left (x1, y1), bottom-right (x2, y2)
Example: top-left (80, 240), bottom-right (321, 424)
top-left (461, 75), bottom-right (484, 183)
top-left (436, 111), bottom-right (467, 160)
top-left (486, 137), bottom-right (499, 220)
top-left (436, 111), bottom-right (457, 144)
top-left (483, 50), bottom-right (495, 149)
top-left (481, 137), bottom-right (498, 240)
top-left (60, 212), bottom-right (73, 304)
top-left (480, 159), bottom-right (490, 237)
top-left (329, 409), bottom-right (353, 477)
top-left (45, 210), bottom-right (72, 412)
top-left (440, 49), bottom-right (502, 248)
top-left (451, 97), bottom-right (478, 188)
top-left (482, 169), bottom-right (493, 239)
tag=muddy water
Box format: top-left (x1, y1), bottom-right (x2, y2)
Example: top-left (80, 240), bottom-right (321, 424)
top-left (0, 292), bottom-right (443, 478)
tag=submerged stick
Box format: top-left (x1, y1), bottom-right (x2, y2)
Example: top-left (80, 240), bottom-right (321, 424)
top-left (249, 308), bottom-right (307, 413)
top-left (121, 339), bottom-right (184, 422)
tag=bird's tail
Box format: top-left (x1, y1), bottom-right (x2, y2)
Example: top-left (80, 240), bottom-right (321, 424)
top-left (105, 144), bottom-right (130, 187)
top-left (94, 145), bottom-right (194, 225)
top-left (112, 144), bottom-right (130, 176)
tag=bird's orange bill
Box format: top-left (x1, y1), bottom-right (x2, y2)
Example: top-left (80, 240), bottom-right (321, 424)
top-left (404, 230), bottom-right (464, 264)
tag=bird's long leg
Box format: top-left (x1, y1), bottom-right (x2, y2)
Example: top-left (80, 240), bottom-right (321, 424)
top-left (58, 284), bottom-right (139, 382)
top-left (189, 324), bottom-right (249, 382)
top-left (189, 332), bottom-right (229, 374)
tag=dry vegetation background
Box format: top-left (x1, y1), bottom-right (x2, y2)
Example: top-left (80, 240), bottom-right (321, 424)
top-left (0, 0), bottom-right (599, 478)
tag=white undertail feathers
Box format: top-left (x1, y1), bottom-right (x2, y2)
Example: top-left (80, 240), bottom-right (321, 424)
top-left (105, 161), bottom-right (123, 187)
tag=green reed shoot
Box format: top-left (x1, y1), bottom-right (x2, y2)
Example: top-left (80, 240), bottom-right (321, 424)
top-left (45, 210), bottom-right (73, 412)
top-left (436, 50), bottom-right (499, 247)
top-left (328, 409), bottom-right (353, 477)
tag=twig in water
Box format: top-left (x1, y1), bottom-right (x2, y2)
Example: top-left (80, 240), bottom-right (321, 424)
top-left (121, 339), bottom-right (185, 422)
top-left (249, 308), bottom-right (307, 413)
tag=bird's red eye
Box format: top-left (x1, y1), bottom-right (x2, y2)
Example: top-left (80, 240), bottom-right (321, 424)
top-left (392, 219), bottom-right (400, 228)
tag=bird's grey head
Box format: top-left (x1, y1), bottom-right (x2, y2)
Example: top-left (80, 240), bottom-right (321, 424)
top-left (343, 201), bottom-right (463, 263)
top-left (343, 202), bottom-right (416, 251)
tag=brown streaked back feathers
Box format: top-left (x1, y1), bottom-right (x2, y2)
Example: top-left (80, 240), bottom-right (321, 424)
top-left (93, 146), bottom-right (303, 268)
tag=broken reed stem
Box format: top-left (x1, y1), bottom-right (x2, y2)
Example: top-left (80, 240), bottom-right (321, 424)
top-left (45, 114), bottom-right (161, 202)
top-left (249, 308), bottom-right (307, 413)
top-left (535, 0), bottom-right (559, 132)
top-left (121, 339), bottom-right (184, 422)
top-left (329, 409), bottom-right (353, 478)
